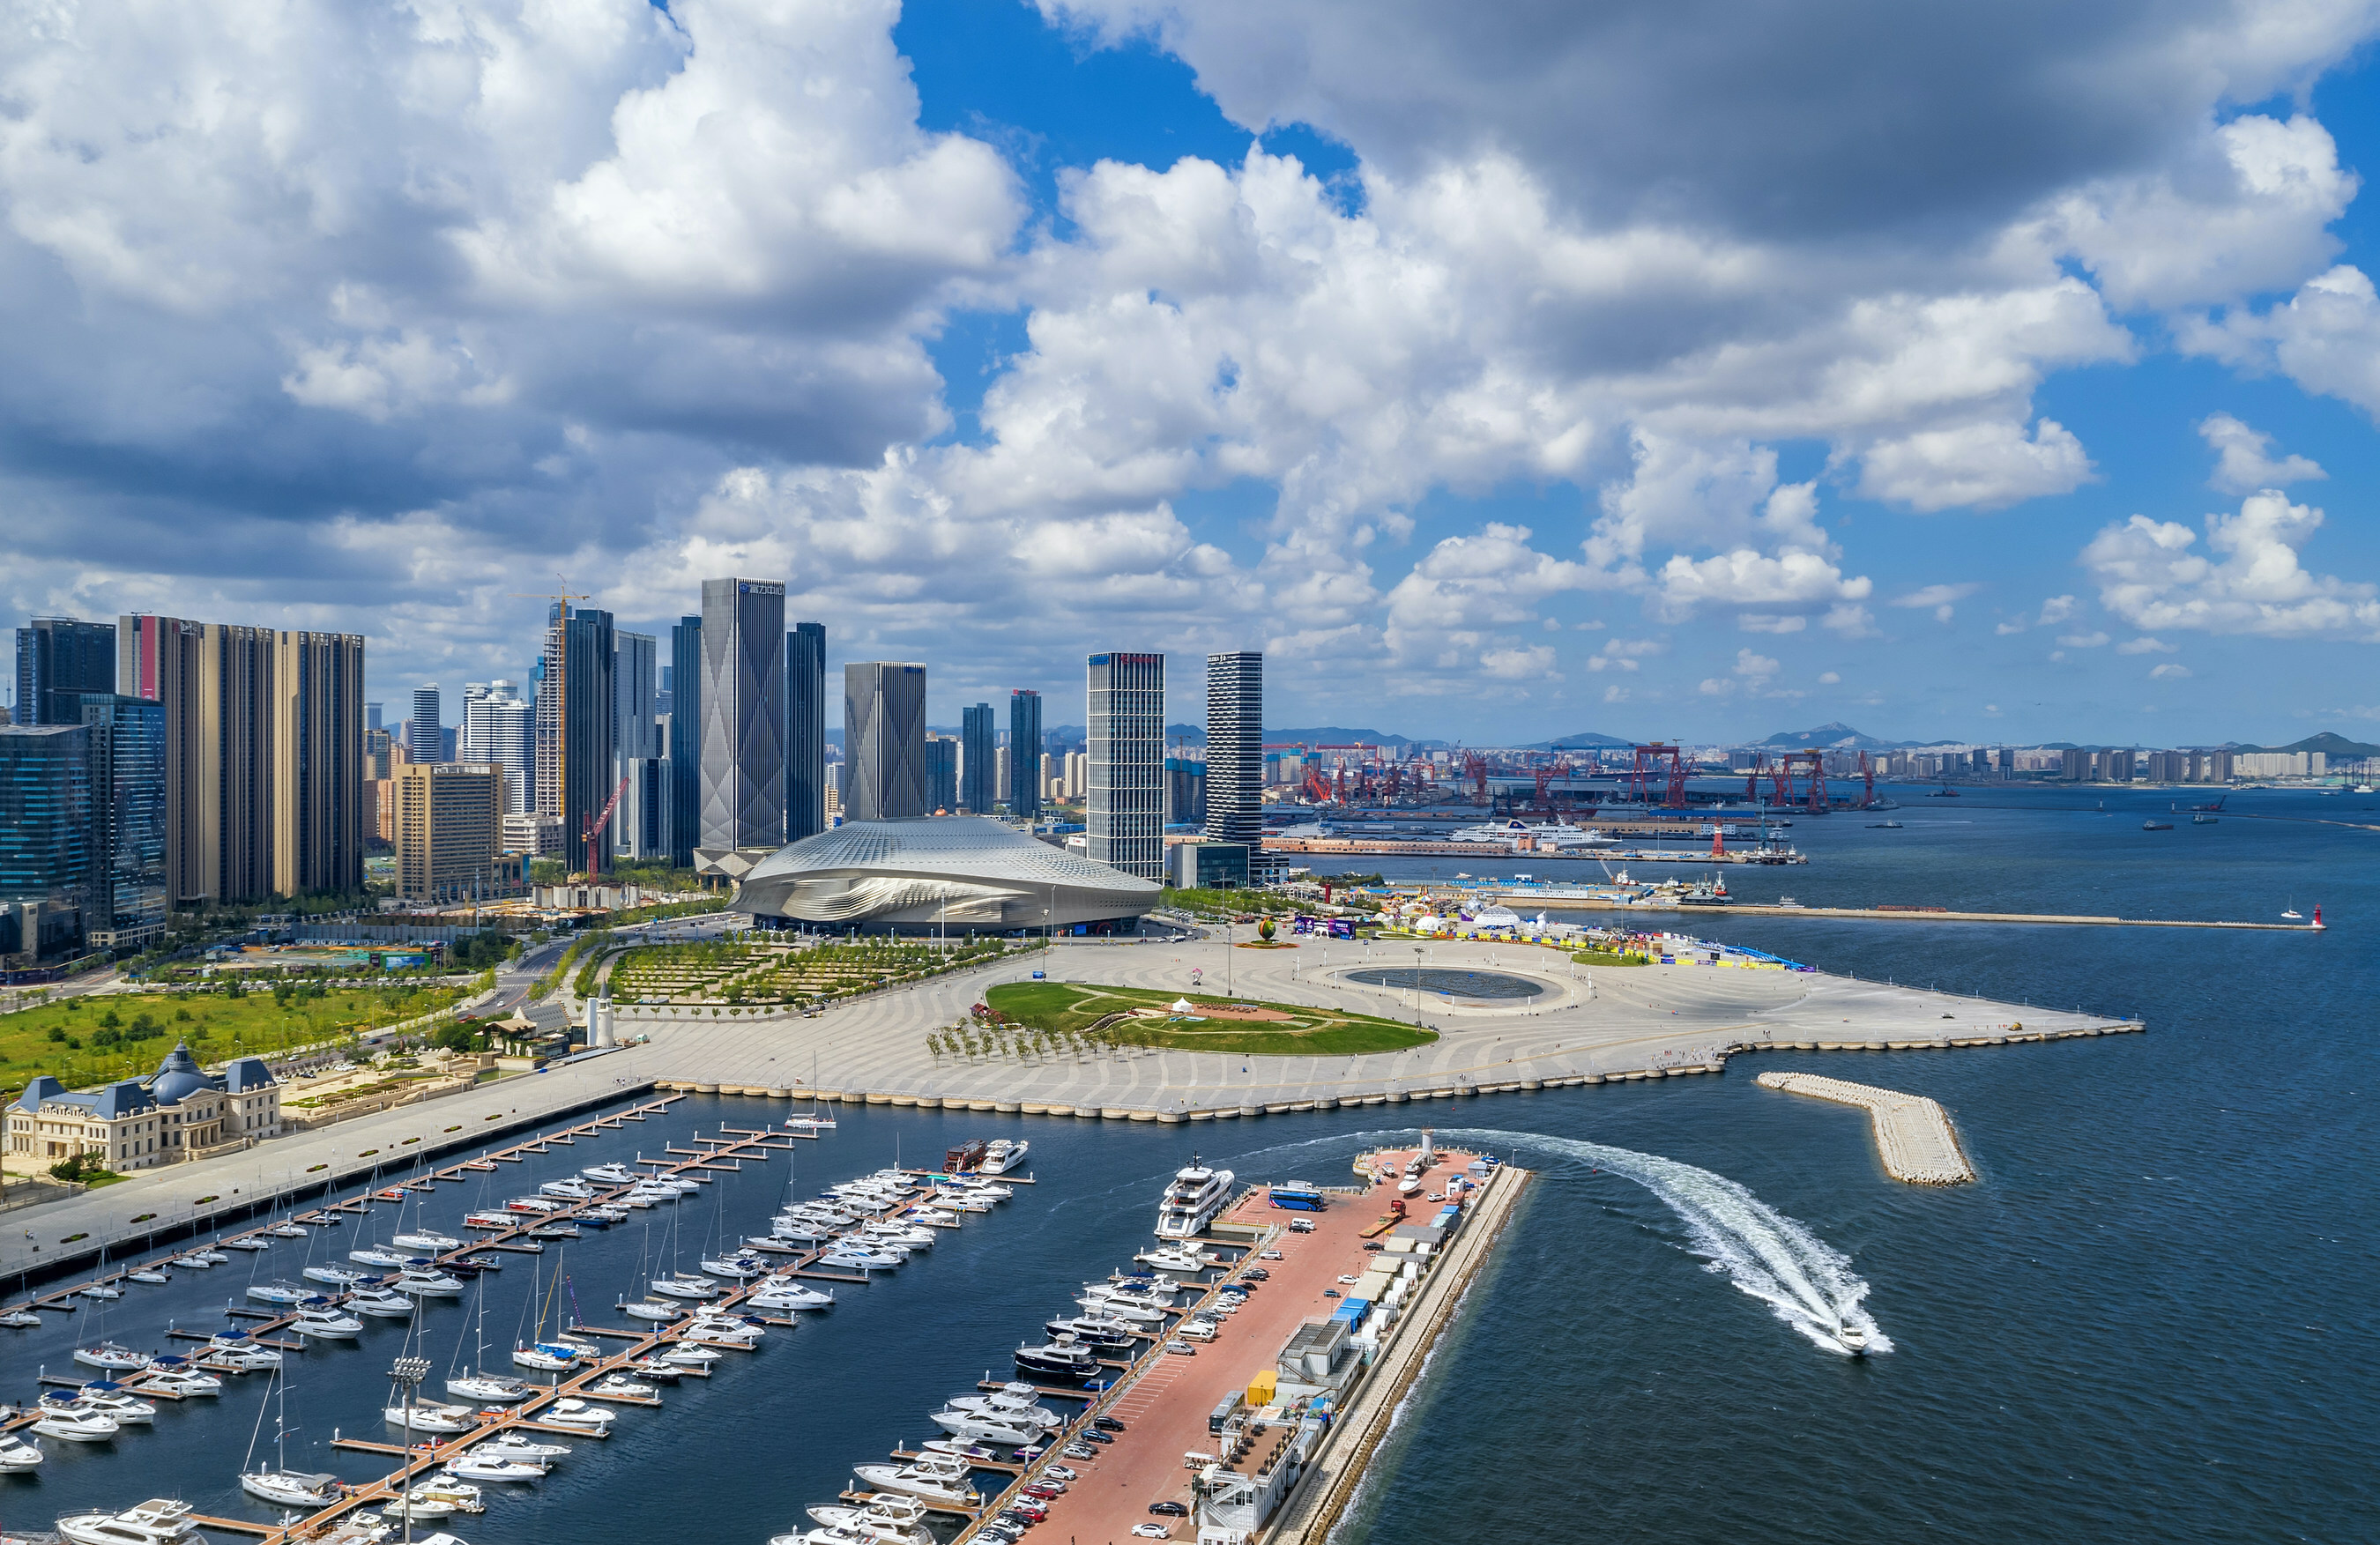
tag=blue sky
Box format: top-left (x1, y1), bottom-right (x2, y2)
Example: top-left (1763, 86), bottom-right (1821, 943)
top-left (6, 2), bottom-right (2380, 747)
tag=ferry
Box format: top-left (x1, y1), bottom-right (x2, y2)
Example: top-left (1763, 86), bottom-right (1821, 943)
top-left (1155, 1156), bottom-right (1236, 1240)
top-left (1268, 1182), bottom-right (1326, 1213)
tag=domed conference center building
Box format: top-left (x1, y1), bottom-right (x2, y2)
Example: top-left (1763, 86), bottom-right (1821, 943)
top-left (729, 817), bottom-right (1161, 936)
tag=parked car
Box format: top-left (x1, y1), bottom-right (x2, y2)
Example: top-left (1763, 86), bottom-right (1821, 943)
top-left (1258, 1249), bottom-right (1284, 1260)
top-left (1149, 1501), bottom-right (1190, 1517)
top-left (1095, 1415), bottom-right (1128, 1432)
top-left (1132, 1526), bottom-right (1171, 1540)
top-left (1290, 1219), bottom-right (1316, 1233)
top-left (1164, 1339), bottom-right (1198, 1356)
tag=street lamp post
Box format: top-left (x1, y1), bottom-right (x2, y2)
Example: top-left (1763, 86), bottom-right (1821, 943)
top-left (389, 1353), bottom-right (431, 1545)
top-left (1412, 945), bottom-right (1424, 1026)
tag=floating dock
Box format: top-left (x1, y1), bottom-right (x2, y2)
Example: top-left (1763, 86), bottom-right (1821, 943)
top-left (1755, 1071), bottom-right (1976, 1184)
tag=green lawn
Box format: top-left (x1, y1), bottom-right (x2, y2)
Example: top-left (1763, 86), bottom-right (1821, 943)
top-left (0, 983), bottom-right (465, 1096)
top-left (1571, 949), bottom-right (1650, 966)
top-left (983, 981), bottom-right (1435, 1055)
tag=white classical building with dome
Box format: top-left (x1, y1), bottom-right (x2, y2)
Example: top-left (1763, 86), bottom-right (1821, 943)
top-left (732, 816), bottom-right (1161, 934)
top-left (5, 1042), bottom-right (280, 1171)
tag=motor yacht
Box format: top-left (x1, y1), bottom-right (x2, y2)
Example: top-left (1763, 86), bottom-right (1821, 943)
top-left (291, 1307), bottom-right (366, 1339)
top-left (660, 1343), bottom-right (722, 1369)
top-left (239, 1469), bottom-right (345, 1507)
top-left (650, 1274), bottom-right (720, 1300)
top-left (169, 1253), bottom-right (213, 1270)
top-left (978, 1138), bottom-right (1029, 1176)
top-left (72, 1341), bottom-right (153, 1372)
top-left (620, 1355), bottom-right (685, 1383)
top-left (351, 1246), bottom-right (413, 1266)
top-left (537, 1400), bottom-right (615, 1433)
top-left (32, 1405), bottom-right (119, 1442)
top-left (406, 1478), bottom-right (486, 1512)
top-left (350, 1288), bottom-right (416, 1318)
top-left (1073, 1292), bottom-right (1164, 1325)
top-left (698, 1254), bottom-right (765, 1280)
top-left (907, 1207), bottom-right (961, 1229)
top-left (934, 1189), bottom-right (994, 1214)
top-left (681, 1322), bottom-right (763, 1350)
top-left (803, 1497), bottom-right (933, 1545)
top-left (56, 1500), bottom-right (197, 1545)
top-left (917, 1438), bottom-right (1002, 1465)
top-left (1044, 1315), bottom-right (1136, 1350)
top-left (528, 1222), bottom-right (581, 1240)
top-left (392, 1230), bottom-right (463, 1252)
top-left (476, 1431), bottom-right (570, 1461)
top-left (382, 1495), bottom-right (457, 1523)
top-left (931, 1385), bottom-right (1062, 1445)
top-left (393, 1268), bottom-right (467, 1296)
top-left (537, 1179), bottom-right (595, 1200)
top-left (463, 1213), bottom-right (514, 1231)
top-left (748, 1282), bottom-right (836, 1311)
top-left (138, 1362), bottom-right (223, 1398)
top-left (0, 1430), bottom-right (43, 1469)
top-left (442, 1453), bottom-right (547, 1482)
top-left (770, 1220), bottom-right (838, 1244)
top-left (302, 1264), bottom-right (368, 1287)
top-left (586, 1373), bottom-right (658, 1400)
top-left (0, 1307), bottom-right (42, 1326)
top-left (818, 1246), bottom-right (901, 1273)
top-left (244, 1280), bottom-right (311, 1305)
top-left (1013, 1335), bottom-right (1101, 1383)
top-left (510, 1341), bottom-right (584, 1371)
top-left (859, 1222), bottom-right (934, 1251)
top-left (742, 1235), bottom-right (801, 1254)
top-left (222, 1237), bottom-right (270, 1252)
top-left (1133, 1244), bottom-right (1215, 1274)
top-left (127, 1268), bottom-right (169, 1286)
top-left (581, 1163), bottom-right (636, 1184)
top-left (506, 1196), bottom-right (563, 1214)
top-left (952, 1177), bottom-right (1012, 1201)
top-left (621, 1298), bottom-right (686, 1322)
top-left (1155, 1157), bottom-right (1235, 1240)
top-left (384, 1401), bottom-right (479, 1435)
top-left (205, 1333), bottom-right (281, 1369)
top-left (444, 1372), bottom-right (533, 1404)
top-left (851, 1460), bottom-right (983, 1512)
top-left (78, 1281), bottom-right (123, 1300)
top-left (47, 1388), bottom-right (152, 1426)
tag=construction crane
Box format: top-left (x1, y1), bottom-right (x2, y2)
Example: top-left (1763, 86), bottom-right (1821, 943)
top-left (581, 772), bottom-right (630, 878)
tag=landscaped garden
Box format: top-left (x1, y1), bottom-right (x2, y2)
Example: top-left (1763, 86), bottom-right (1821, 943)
top-left (606, 936), bottom-right (1039, 1006)
top-left (975, 981), bottom-right (1434, 1056)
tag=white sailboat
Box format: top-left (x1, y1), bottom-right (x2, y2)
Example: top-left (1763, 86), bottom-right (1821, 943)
top-left (240, 1369), bottom-right (345, 1507)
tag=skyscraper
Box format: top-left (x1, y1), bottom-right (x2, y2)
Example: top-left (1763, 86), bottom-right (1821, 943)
top-left (1008, 689), bottom-right (1043, 822)
top-left (925, 736), bottom-right (959, 813)
top-left (14, 617), bottom-right (115, 726)
top-left (459, 680), bottom-right (532, 814)
top-left (0, 724), bottom-right (93, 965)
top-left (668, 615), bottom-right (701, 866)
top-left (79, 695), bottom-right (167, 951)
top-left (1203, 650), bottom-right (1262, 849)
top-left (406, 686), bottom-right (442, 763)
top-left (615, 632), bottom-right (658, 762)
top-left (271, 629), bottom-right (366, 897)
top-left (696, 578), bottom-right (787, 874)
top-left (537, 605), bottom-right (616, 873)
top-left (844, 663), bottom-right (926, 821)
top-left (1088, 652), bottom-right (1164, 880)
top-left (961, 702), bottom-right (996, 813)
top-left (785, 621), bottom-right (827, 843)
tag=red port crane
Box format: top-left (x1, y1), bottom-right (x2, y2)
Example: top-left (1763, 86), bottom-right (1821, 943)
top-left (1628, 743), bottom-right (1688, 808)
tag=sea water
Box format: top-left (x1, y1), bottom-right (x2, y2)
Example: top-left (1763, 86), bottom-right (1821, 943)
top-left (4, 785), bottom-right (2373, 1542)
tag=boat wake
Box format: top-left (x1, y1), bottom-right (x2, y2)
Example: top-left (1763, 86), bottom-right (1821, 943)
top-left (1232, 1127), bottom-right (1887, 1356)
top-left (1436, 1127), bottom-right (1890, 1356)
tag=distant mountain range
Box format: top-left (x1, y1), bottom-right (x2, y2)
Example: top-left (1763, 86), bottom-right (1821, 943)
top-left (1754, 721), bottom-right (1904, 750)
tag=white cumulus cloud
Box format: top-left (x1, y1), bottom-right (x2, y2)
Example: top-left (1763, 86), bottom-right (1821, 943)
top-left (2198, 412), bottom-right (2327, 494)
top-left (2082, 493), bottom-right (2380, 638)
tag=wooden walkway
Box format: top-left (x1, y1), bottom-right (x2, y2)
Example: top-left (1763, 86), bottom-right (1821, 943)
top-left (1755, 1071), bottom-right (1977, 1184)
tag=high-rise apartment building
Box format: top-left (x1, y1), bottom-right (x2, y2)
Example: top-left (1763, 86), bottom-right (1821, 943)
top-left (696, 578), bottom-right (787, 874)
top-left (960, 703), bottom-right (996, 813)
top-left (844, 664), bottom-right (926, 821)
top-left (0, 724), bottom-right (94, 966)
top-left (78, 695), bottom-right (167, 951)
top-left (15, 618), bottom-right (115, 725)
top-left (1203, 651), bottom-right (1261, 849)
top-left (785, 621), bottom-right (828, 843)
top-left (616, 755), bottom-right (673, 861)
top-left (1008, 690), bottom-right (1043, 821)
top-left (668, 615), bottom-right (701, 866)
top-left (118, 614), bottom-right (357, 903)
top-left (406, 686), bottom-right (442, 763)
top-left (925, 736), bottom-right (959, 813)
top-left (1088, 652), bottom-right (1164, 880)
top-left (537, 605), bottom-right (616, 873)
top-left (394, 761), bottom-right (502, 902)
top-left (459, 680), bottom-right (532, 814)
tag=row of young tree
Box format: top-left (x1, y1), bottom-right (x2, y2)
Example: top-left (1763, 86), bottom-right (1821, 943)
top-left (924, 1020), bottom-right (1132, 1064)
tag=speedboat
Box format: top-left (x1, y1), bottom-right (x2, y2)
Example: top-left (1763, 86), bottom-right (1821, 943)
top-left (351, 1288), bottom-right (417, 1318)
top-left (442, 1453), bottom-right (547, 1482)
top-left (0, 1307), bottom-right (42, 1327)
top-left (445, 1372), bottom-right (533, 1404)
top-left (32, 1406), bottom-right (120, 1442)
top-left (245, 1280), bottom-right (311, 1305)
top-left (56, 1501), bottom-right (197, 1545)
top-left (127, 1268), bottom-right (170, 1286)
top-left (351, 1246), bottom-right (413, 1266)
top-left (536, 1400), bottom-right (614, 1433)
top-left (385, 1402), bottom-right (479, 1435)
top-left (748, 1282), bottom-right (835, 1311)
top-left (1154, 1156), bottom-right (1236, 1240)
top-left (72, 1341), bottom-right (153, 1372)
top-left (649, 1275), bottom-right (719, 1301)
top-left (475, 1431), bottom-right (569, 1461)
top-left (292, 1307), bottom-right (365, 1339)
top-left (170, 1253), bottom-right (214, 1270)
top-left (0, 1430), bottom-right (43, 1469)
top-left (852, 1460), bottom-right (983, 1511)
top-left (242, 1469), bottom-right (345, 1507)
top-left (1833, 1321), bottom-right (1871, 1356)
top-left (978, 1138), bottom-right (1029, 1176)
top-left (393, 1230), bottom-right (463, 1252)
top-left (1013, 1336), bottom-right (1100, 1382)
top-left (510, 1341), bottom-right (584, 1371)
top-left (302, 1264), bottom-right (368, 1287)
top-left (393, 1268), bottom-right (467, 1296)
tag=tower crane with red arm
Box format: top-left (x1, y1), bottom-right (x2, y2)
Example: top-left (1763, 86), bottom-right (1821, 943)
top-left (581, 772), bottom-right (630, 879)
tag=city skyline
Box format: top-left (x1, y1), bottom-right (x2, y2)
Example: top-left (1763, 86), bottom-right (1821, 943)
top-left (5, 9), bottom-right (2380, 747)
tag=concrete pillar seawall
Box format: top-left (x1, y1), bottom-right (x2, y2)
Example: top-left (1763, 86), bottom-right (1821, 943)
top-left (1263, 1162), bottom-right (1535, 1545)
top-left (1754, 1071), bottom-right (1977, 1185)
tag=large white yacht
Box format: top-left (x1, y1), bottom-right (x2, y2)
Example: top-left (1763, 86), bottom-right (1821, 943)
top-left (57, 1500), bottom-right (197, 1545)
top-left (1155, 1156), bottom-right (1236, 1240)
top-left (978, 1138), bottom-right (1029, 1175)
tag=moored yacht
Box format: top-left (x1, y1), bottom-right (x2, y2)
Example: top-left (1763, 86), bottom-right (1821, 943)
top-left (56, 1500), bottom-right (197, 1545)
top-left (239, 1468), bottom-right (345, 1508)
top-left (1012, 1335), bottom-right (1100, 1383)
top-left (978, 1138), bottom-right (1028, 1175)
top-left (1154, 1157), bottom-right (1235, 1240)
top-left (851, 1459), bottom-right (982, 1512)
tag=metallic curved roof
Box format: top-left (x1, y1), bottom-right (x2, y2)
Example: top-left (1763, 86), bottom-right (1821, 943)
top-left (732, 817), bottom-right (1157, 928)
